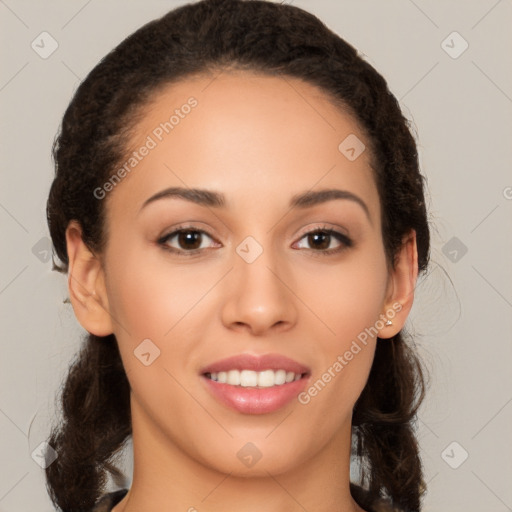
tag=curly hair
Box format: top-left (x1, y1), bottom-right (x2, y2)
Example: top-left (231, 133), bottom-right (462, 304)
top-left (45, 0), bottom-right (431, 510)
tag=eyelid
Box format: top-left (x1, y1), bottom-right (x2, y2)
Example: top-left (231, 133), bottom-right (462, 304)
top-left (295, 222), bottom-right (350, 240)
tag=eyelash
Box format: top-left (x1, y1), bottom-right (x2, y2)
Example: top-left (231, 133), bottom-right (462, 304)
top-left (157, 224), bottom-right (353, 258)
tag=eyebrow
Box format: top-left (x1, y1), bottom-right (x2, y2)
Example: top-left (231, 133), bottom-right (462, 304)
top-left (140, 186), bottom-right (371, 222)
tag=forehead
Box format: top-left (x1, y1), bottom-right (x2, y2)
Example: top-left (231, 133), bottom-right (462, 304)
top-left (105, 70), bottom-right (380, 224)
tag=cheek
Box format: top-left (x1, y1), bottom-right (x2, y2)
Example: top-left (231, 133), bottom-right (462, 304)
top-left (103, 249), bottom-right (209, 428)
top-left (105, 243), bottom-right (221, 341)
top-left (295, 248), bottom-right (387, 418)
top-left (103, 246), bottom-right (227, 401)
top-left (299, 246), bottom-right (389, 343)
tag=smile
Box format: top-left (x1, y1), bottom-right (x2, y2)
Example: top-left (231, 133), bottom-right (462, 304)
top-left (200, 353), bottom-right (310, 414)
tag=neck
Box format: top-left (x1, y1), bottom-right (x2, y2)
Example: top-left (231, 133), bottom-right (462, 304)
top-left (113, 397), bottom-right (365, 512)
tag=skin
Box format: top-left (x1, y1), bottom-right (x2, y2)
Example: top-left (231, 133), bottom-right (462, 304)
top-left (65, 70), bottom-right (418, 512)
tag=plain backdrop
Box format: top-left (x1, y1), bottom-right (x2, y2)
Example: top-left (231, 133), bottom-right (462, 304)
top-left (1, 1), bottom-right (511, 511)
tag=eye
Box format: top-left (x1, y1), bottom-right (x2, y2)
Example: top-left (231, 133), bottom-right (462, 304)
top-left (293, 226), bottom-right (353, 256)
top-left (157, 226), bottom-right (219, 254)
top-left (157, 224), bottom-right (353, 257)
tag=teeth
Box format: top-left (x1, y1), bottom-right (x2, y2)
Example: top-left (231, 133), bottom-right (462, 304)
top-left (227, 369), bottom-right (240, 385)
top-left (274, 369), bottom-right (286, 385)
top-left (240, 370), bottom-right (258, 387)
top-left (207, 369), bottom-right (303, 387)
top-left (257, 369), bottom-right (275, 387)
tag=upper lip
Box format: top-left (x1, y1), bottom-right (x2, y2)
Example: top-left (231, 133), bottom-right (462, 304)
top-left (200, 353), bottom-right (310, 375)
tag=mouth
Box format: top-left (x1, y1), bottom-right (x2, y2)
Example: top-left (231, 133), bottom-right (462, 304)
top-left (200, 353), bottom-right (310, 415)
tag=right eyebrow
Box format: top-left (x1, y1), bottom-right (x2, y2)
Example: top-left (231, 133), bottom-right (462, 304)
top-left (140, 187), bottom-right (226, 212)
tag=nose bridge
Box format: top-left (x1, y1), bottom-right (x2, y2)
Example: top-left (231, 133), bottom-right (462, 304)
top-left (220, 232), bottom-right (297, 334)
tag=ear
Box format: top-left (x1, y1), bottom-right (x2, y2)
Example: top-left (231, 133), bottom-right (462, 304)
top-left (65, 220), bottom-right (113, 337)
top-left (378, 229), bottom-right (419, 339)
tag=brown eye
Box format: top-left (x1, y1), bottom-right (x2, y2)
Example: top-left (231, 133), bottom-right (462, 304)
top-left (306, 232), bottom-right (331, 250)
top-left (294, 228), bottom-right (353, 255)
top-left (158, 228), bottom-right (217, 253)
top-left (175, 230), bottom-right (203, 250)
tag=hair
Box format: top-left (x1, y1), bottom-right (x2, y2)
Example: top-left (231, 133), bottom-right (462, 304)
top-left (45, 0), bottom-right (431, 510)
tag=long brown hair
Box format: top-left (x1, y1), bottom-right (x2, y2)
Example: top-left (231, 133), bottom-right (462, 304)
top-left (45, 1), bottom-right (430, 510)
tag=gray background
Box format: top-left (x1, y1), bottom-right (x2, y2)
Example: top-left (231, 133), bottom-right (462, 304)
top-left (1, 0), bottom-right (511, 511)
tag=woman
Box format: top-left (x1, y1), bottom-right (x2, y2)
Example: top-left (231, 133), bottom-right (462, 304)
top-left (45, 0), bottom-right (430, 510)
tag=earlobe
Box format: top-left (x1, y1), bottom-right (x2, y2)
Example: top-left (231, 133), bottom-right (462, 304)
top-left (378, 230), bottom-right (419, 339)
top-left (66, 220), bottom-right (113, 337)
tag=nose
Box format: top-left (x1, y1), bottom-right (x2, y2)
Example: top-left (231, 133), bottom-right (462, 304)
top-left (220, 245), bottom-right (298, 337)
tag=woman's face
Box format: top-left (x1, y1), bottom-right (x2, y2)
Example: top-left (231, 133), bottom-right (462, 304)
top-left (84, 71), bottom-right (400, 476)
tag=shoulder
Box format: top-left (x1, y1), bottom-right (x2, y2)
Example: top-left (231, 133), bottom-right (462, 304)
top-left (90, 489), bottom-right (129, 512)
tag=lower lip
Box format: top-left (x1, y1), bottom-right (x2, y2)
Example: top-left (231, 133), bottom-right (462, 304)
top-left (201, 375), bottom-right (309, 415)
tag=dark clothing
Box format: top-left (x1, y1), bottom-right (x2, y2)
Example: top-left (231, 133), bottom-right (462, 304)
top-left (91, 489), bottom-right (128, 512)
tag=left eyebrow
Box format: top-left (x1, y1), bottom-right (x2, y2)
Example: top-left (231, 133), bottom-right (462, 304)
top-left (139, 186), bottom-right (371, 224)
top-left (289, 188), bottom-right (372, 224)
